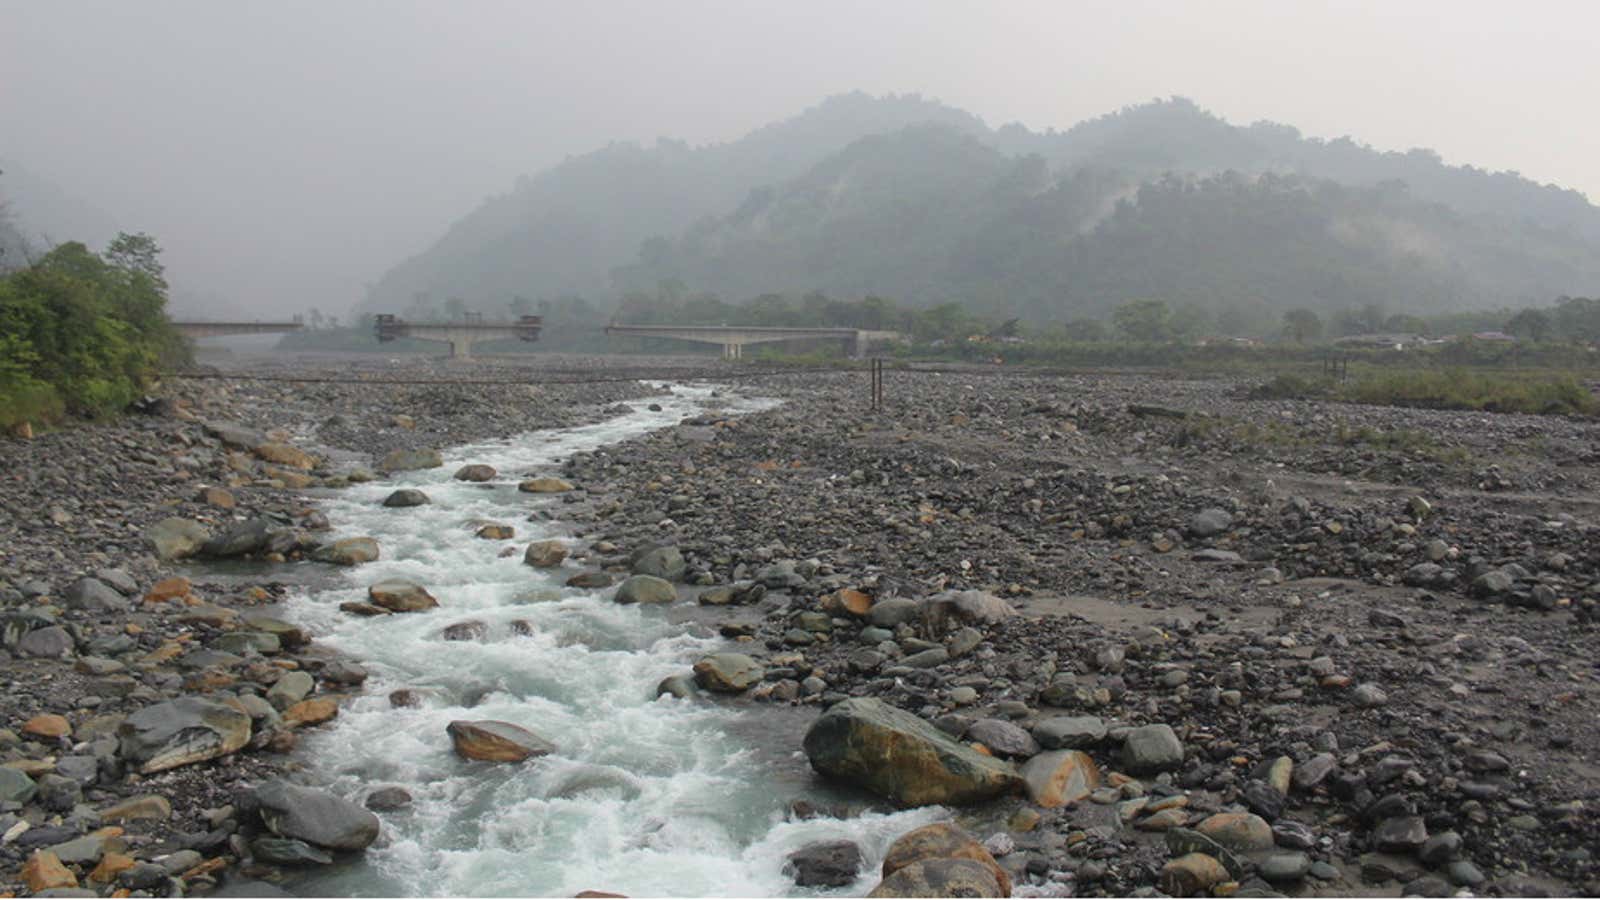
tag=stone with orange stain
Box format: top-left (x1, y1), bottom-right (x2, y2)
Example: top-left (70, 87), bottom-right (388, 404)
top-left (142, 641), bottom-right (184, 664)
top-left (181, 857), bottom-right (227, 880)
top-left (22, 851), bottom-right (76, 892)
top-left (90, 852), bottom-right (136, 884)
top-left (144, 577), bottom-right (192, 604)
top-left (282, 697), bottom-right (338, 727)
top-left (822, 588), bottom-right (873, 617)
top-left (21, 714), bottom-right (70, 740)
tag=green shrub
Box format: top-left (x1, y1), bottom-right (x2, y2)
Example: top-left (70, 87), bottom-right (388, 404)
top-left (0, 234), bottom-right (183, 427)
top-left (1341, 369), bottom-right (1598, 416)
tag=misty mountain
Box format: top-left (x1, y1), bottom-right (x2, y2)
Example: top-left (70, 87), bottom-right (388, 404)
top-left (362, 92), bottom-right (984, 315)
top-left (364, 94), bottom-right (1600, 322)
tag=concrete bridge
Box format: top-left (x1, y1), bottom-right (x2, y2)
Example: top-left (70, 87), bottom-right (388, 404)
top-left (603, 324), bottom-right (903, 359)
top-left (169, 320), bottom-right (305, 340)
top-left (374, 314), bottom-right (543, 358)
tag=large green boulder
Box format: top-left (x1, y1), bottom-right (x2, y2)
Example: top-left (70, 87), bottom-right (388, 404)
top-left (802, 698), bottom-right (1022, 806)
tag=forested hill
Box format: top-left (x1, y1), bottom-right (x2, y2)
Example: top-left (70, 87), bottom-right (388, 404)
top-left (362, 94), bottom-right (1600, 321)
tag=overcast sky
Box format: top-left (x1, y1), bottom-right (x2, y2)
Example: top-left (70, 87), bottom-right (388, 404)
top-left (3, 0), bottom-right (1597, 318)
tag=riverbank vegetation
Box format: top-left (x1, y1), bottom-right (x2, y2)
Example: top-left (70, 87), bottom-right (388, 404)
top-left (0, 234), bottom-right (187, 428)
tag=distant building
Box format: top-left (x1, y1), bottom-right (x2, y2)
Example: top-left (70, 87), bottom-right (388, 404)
top-left (1334, 333), bottom-right (1424, 350)
top-left (1470, 331), bottom-right (1517, 342)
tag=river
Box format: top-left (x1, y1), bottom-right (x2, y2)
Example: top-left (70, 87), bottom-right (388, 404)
top-left (271, 383), bottom-right (940, 897)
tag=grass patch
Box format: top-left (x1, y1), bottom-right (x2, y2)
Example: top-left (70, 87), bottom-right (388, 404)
top-left (1341, 369), bottom-right (1598, 416)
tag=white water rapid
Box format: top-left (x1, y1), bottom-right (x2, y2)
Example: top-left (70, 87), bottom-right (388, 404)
top-left (281, 383), bottom-right (942, 897)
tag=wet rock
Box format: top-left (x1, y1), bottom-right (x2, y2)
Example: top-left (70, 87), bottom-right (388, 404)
top-left (1373, 815), bottom-right (1428, 852)
top-left (802, 697), bottom-right (1022, 806)
top-left (118, 697), bottom-right (252, 773)
top-left (368, 579), bottom-right (439, 612)
top-left (519, 476), bottom-right (574, 493)
top-left (255, 780), bottom-right (380, 850)
top-left (477, 524), bottom-right (515, 540)
top-left (692, 653), bottom-right (764, 692)
top-left (921, 590), bottom-right (1015, 636)
top-left (251, 836), bottom-right (333, 866)
top-left (379, 448), bottom-right (443, 472)
top-left (382, 488), bottom-right (430, 507)
top-left (786, 840), bottom-right (863, 888)
top-left (312, 536), bottom-right (380, 565)
top-left (879, 823), bottom-right (1010, 896)
top-left (364, 787), bottom-right (413, 811)
top-left (868, 858), bottom-right (1003, 898)
top-left (614, 574), bottom-right (676, 604)
top-left (1259, 851), bottom-right (1311, 883)
top-left (454, 463), bottom-right (497, 482)
top-left (524, 540), bottom-right (569, 568)
top-left (202, 518), bottom-right (274, 557)
top-left (446, 720), bottom-right (555, 762)
top-left (1019, 749), bottom-right (1101, 808)
top-left (266, 671), bottom-right (315, 708)
top-left (440, 620), bottom-right (489, 641)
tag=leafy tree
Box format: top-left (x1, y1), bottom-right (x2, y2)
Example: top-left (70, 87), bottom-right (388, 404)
top-left (1112, 299), bottom-right (1172, 342)
top-left (1282, 308), bottom-right (1323, 343)
top-left (1505, 308), bottom-right (1553, 342)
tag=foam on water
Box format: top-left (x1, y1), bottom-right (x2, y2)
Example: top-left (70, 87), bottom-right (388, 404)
top-left (282, 383), bottom-right (943, 897)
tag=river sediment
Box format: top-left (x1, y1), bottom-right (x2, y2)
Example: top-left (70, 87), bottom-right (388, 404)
top-left (1, 353), bottom-right (1596, 897)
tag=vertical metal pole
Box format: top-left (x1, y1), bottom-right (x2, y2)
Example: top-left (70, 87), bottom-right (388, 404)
top-left (870, 358), bottom-right (883, 410)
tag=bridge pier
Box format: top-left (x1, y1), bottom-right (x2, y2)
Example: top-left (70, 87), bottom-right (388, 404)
top-left (721, 343), bottom-right (744, 360)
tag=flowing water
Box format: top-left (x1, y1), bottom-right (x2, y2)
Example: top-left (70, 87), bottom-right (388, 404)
top-left (277, 383), bottom-right (943, 897)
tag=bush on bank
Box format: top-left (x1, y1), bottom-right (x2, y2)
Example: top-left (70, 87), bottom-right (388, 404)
top-left (0, 234), bottom-right (188, 429)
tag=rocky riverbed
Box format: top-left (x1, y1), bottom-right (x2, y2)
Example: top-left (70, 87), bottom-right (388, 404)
top-left (1, 354), bottom-right (1596, 898)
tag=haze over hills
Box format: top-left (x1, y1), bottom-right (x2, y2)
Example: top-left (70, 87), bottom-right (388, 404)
top-left (359, 94), bottom-right (1600, 327)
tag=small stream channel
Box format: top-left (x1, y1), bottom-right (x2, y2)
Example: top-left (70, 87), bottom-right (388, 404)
top-left (248, 383), bottom-right (940, 897)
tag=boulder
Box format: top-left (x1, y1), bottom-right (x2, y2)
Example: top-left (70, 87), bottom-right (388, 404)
top-left (312, 537), bottom-right (380, 565)
top-left (446, 720), bottom-right (555, 762)
top-left (378, 448), bottom-right (443, 473)
top-left (368, 579), bottom-right (438, 613)
top-left (63, 577), bottom-right (126, 612)
top-left (519, 476), bottom-right (574, 493)
top-left (1032, 716), bottom-right (1107, 749)
top-left (382, 489), bottom-right (430, 508)
top-left (255, 780), bottom-right (380, 850)
top-left (203, 421), bottom-right (266, 450)
top-left (1190, 508), bottom-right (1234, 537)
top-left (22, 851), bottom-right (77, 893)
top-left (524, 540), bottom-right (569, 568)
top-left (921, 590), bottom-right (1016, 637)
top-left (803, 698), bottom-right (1023, 806)
top-left (613, 575), bottom-right (676, 604)
top-left (254, 442), bottom-right (317, 470)
top-left (454, 464), bottom-right (497, 482)
top-left (786, 840), bottom-right (863, 888)
top-left (0, 766), bottom-right (38, 804)
top-left (477, 524), bottom-right (515, 540)
top-left (98, 795), bottom-right (173, 822)
top-left (251, 837), bottom-right (333, 866)
top-left (118, 697), bottom-right (252, 773)
top-left (880, 822), bottom-right (1011, 896)
top-left (867, 596), bottom-right (921, 628)
top-left (1160, 852), bottom-right (1231, 897)
top-left (202, 518), bottom-right (275, 558)
top-left (1195, 812), bottom-right (1274, 852)
top-left (441, 620), bottom-right (488, 641)
top-left (18, 626), bottom-right (75, 658)
top-left (966, 719), bottom-right (1038, 758)
top-left (266, 671), bottom-right (315, 709)
top-left (1121, 723), bottom-right (1184, 774)
top-left (1019, 750), bottom-right (1101, 808)
top-left (692, 653), bottom-right (764, 692)
top-left (23, 714), bottom-right (71, 739)
top-left (630, 545), bottom-right (686, 582)
top-left (145, 517), bottom-right (211, 561)
top-left (868, 859), bottom-right (1003, 898)
top-left (242, 614), bottom-right (310, 648)
top-left (821, 588), bottom-right (874, 617)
